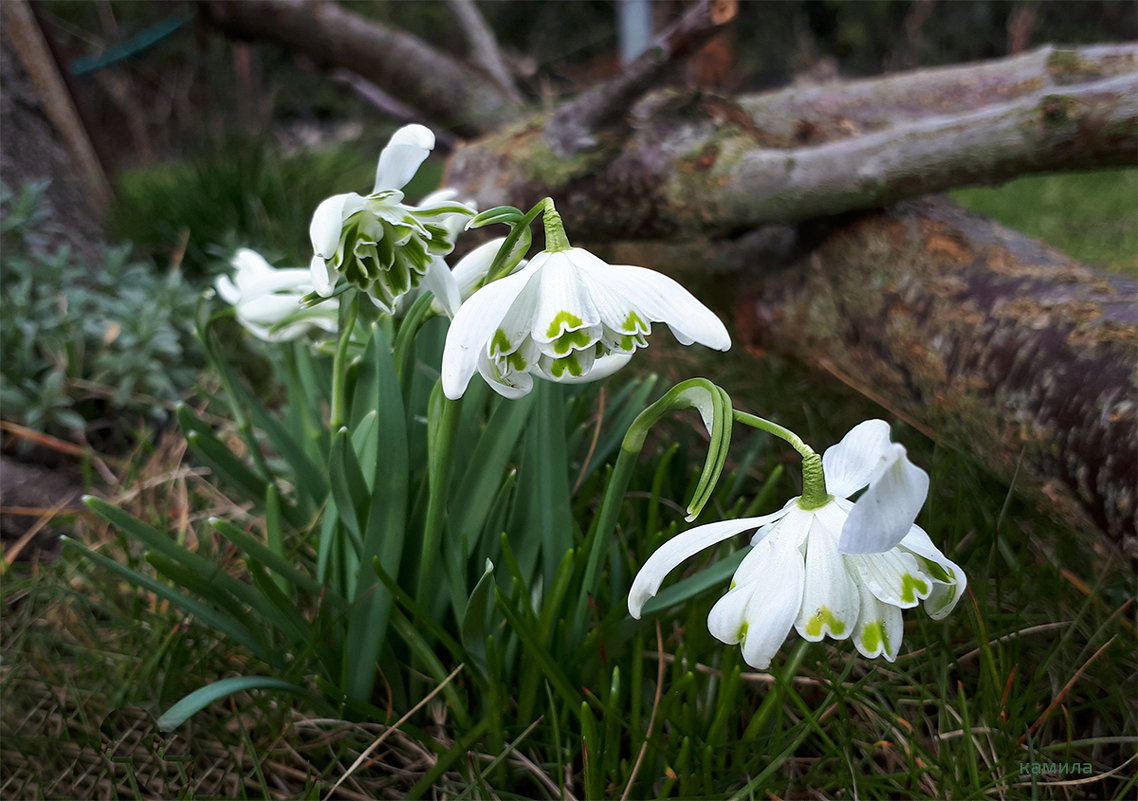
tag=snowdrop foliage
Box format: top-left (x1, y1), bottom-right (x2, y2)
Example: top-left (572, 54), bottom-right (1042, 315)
top-left (628, 420), bottom-right (966, 669)
top-left (441, 204), bottom-right (730, 399)
top-left (215, 249), bottom-right (338, 342)
top-left (308, 125), bottom-right (474, 313)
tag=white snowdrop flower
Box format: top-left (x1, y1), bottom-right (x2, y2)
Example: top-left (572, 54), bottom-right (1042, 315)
top-left (629, 420), bottom-right (965, 668)
top-left (215, 249), bottom-right (337, 342)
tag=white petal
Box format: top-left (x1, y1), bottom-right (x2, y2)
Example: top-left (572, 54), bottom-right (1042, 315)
top-left (476, 348), bottom-right (535, 398)
top-left (532, 251), bottom-right (601, 354)
top-left (752, 503), bottom-right (814, 548)
top-left (310, 254), bottom-right (335, 297)
top-left (451, 238), bottom-right (506, 300)
top-left (237, 268), bottom-right (313, 297)
top-left (237, 294), bottom-right (305, 324)
top-left (374, 124), bottom-right (435, 190)
top-left (707, 537), bottom-right (803, 669)
top-left (839, 443), bottom-right (930, 554)
top-left (231, 247), bottom-right (273, 275)
top-left (589, 258), bottom-right (730, 351)
top-left (627, 508), bottom-right (792, 619)
top-left (821, 419), bottom-right (892, 499)
top-left (852, 583), bottom-right (904, 661)
top-left (795, 508), bottom-right (859, 642)
top-left (898, 525), bottom-right (967, 620)
top-left (420, 256), bottom-right (462, 317)
top-left (418, 187), bottom-right (458, 207)
top-left (309, 193), bottom-right (365, 258)
top-left (441, 266), bottom-right (535, 399)
top-left (214, 274), bottom-right (242, 305)
top-left (845, 548), bottom-right (931, 609)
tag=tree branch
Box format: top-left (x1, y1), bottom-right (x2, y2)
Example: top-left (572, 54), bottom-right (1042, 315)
top-left (737, 43), bottom-right (1138, 143)
top-left (447, 0), bottom-right (522, 104)
top-left (448, 45), bottom-right (1136, 239)
top-left (544, 0), bottom-right (738, 157)
top-left (199, 0), bottom-right (520, 136)
top-left (736, 197), bottom-right (1136, 546)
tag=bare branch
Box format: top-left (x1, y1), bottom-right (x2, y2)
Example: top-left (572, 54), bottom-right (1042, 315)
top-left (447, 0), bottom-right (522, 104)
top-left (199, 0), bottom-right (520, 136)
top-left (330, 70), bottom-right (458, 151)
top-left (738, 43), bottom-right (1138, 143)
top-left (544, 0), bottom-right (739, 157)
top-left (449, 45), bottom-right (1136, 240)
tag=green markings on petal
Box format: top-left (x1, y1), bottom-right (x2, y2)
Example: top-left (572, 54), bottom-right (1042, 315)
top-left (900, 573), bottom-right (930, 604)
top-left (490, 329), bottom-right (513, 356)
top-left (861, 621), bottom-right (889, 654)
top-left (622, 309), bottom-right (648, 334)
top-left (737, 620), bottom-right (748, 641)
top-left (545, 310), bottom-right (584, 339)
top-left (549, 354), bottom-right (584, 378)
top-left (918, 556), bottom-right (953, 583)
top-left (554, 327), bottom-right (593, 355)
top-left (490, 330), bottom-right (530, 371)
top-left (805, 606), bottom-right (846, 638)
top-left (505, 350), bottom-right (527, 372)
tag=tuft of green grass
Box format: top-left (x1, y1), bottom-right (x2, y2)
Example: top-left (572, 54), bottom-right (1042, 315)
top-left (110, 138), bottom-right (444, 282)
top-left (952, 168), bottom-right (1138, 274)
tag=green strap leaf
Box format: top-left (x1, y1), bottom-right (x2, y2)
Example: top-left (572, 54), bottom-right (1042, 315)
top-left (156, 676), bottom-right (309, 731)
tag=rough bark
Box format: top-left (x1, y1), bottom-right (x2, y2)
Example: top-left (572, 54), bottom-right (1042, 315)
top-left (447, 49), bottom-right (1136, 239)
top-left (199, 0), bottom-right (520, 136)
top-left (735, 197), bottom-right (1136, 547)
top-left (736, 43), bottom-right (1138, 143)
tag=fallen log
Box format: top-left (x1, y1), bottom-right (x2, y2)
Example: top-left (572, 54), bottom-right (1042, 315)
top-left (735, 197), bottom-right (1136, 547)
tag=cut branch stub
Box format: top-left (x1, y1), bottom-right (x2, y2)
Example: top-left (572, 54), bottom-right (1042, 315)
top-left (736, 197), bottom-right (1137, 546)
top-left (543, 0), bottom-right (738, 158)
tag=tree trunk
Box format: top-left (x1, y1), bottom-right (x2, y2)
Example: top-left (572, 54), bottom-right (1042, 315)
top-left (735, 197), bottom-right (1136, 547)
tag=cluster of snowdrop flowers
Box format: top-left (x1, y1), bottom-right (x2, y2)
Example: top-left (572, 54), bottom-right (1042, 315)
top-left (308, 124), bottom-right (474, 313)
top-left (441, 200), bottom-right (731, 399)
top-left (214, 249), bottom-right (338, 342)
top-left (629, 420), bottom-right (966, 669)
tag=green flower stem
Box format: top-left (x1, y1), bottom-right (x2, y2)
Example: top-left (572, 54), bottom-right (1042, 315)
top-left (329, 293), bottom-right (359, 431)
top-left (574, 444), bottom-right (639, 640)
top-left (574, 379), bottom-right (732, 642)
top-left (200, 309), bottom-right (273, 483)
top-left (542, 198), bottom-right (571, 252)
top-left (733, 411), bottom-right (829, 510)
top-left (417, 384), bottom-right (462, 601)
top-left (393, 290), bottom-right (438, 386)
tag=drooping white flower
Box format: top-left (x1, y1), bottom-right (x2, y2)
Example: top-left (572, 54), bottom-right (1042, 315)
top-left (215, 249), bottom-right (338, 342)
top-left (441, 246), bottom-right (731, 399)
top-left (308, 125), bottom-right (473, 313)
top-left (628, 420), bottom-right (965, 668)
